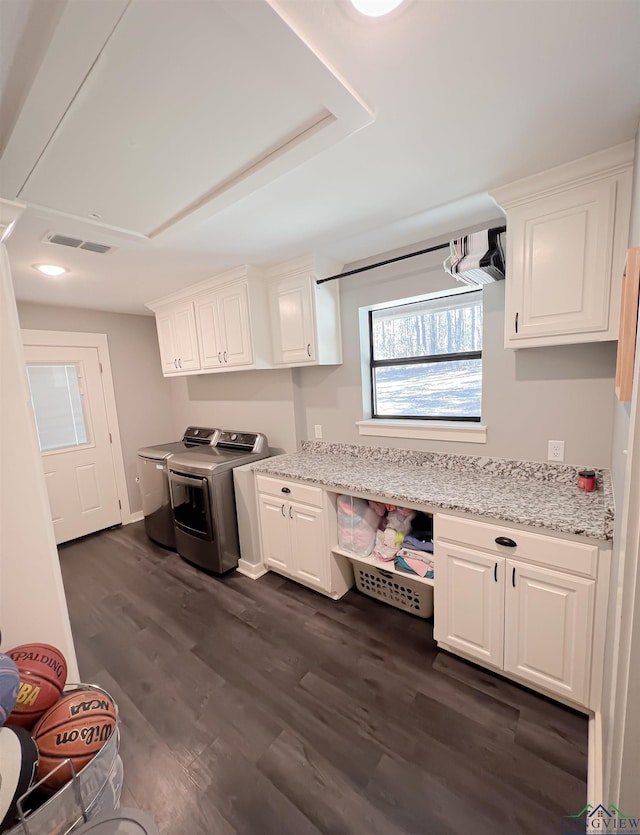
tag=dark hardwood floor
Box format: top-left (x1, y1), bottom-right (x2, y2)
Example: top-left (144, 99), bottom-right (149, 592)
top-left (59, 522), bottom-right (588, 834)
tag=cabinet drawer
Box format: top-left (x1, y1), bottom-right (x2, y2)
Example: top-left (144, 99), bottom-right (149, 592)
top-left (435, 513), bottom-right (597, 578)
top-left (255, 474), bottom-right (324, 508)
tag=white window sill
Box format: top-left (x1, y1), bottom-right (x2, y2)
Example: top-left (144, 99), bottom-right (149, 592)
top-left (356, 419), bottom-right (487, 443)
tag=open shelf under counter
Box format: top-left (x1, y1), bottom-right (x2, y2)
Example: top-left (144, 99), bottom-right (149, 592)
top-left (331, 545), bottom-right (435, 587)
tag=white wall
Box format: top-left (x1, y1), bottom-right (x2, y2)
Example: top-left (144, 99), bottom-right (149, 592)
top-left (0, 247), bottom-right (78, 677)
top-left (293, 247), bottom-right (617, 467)
top-left (168, 370), bottom-right (298, 455)
top-left (17, 302), bottom-right (176, 513)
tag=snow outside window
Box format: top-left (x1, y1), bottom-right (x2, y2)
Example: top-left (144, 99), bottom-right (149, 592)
top-left (369, 289), bottom-right (482, 421)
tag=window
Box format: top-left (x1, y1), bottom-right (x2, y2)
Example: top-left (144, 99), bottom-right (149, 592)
top-left (369, 289), bottom-right (482, 421)
top-left (26, 363), bottom-right (89, 452)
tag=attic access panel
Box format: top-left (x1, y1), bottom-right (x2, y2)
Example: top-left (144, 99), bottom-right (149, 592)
top-left (16, 0), bottom-right (371, 238)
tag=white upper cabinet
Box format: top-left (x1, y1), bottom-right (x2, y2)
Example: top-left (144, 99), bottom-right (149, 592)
top-left (147, 266), bottom-right (271, 376)
top-left (490, 142), bottom-right (633, 349)
top-left (195, 280), bottom-right (254, 370)
top-left (155, 301), bottom-right (200, 374)
top-left (266, 256), bottom-right (343, 367)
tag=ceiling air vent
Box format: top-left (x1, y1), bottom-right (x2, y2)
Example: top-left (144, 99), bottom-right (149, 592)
top-left (79, 241), bottom-right (111, 254)
top-left (48, 234), bottom-right (82, 248)
top-left (42, 232), bottom-right (115, 255)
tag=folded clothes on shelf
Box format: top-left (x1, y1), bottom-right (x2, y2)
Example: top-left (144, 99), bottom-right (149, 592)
top-left (402, 533), bottom-right (434, 553)
top-left (394, 555), bottom-right (434, 578)
top-left (373, 527), bottom-right (404, 561)
top-left (395, 548), bottom-right (434, 578)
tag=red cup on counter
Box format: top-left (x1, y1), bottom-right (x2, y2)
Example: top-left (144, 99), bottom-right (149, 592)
top-left (578, 469), bottom-right (596, 492)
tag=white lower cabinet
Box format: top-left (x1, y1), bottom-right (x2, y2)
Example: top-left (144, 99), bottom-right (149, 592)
top-left (255, 475), bottom-right (353, 597)
top-left (434, 543), bottom-right (504, 668)
top-left (435, 513), bottom-right (597, 707)
top-left (504, 560), bottom-right (593, 705)
top-left (257, 493), bottom-right (328, 588)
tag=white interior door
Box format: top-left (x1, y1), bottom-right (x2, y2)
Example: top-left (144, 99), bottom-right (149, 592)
top-left (23, 345), bottom-right (121, 544)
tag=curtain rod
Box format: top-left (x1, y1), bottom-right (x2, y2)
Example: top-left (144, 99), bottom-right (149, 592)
top-left (315, 226), bottom-right (506, 285)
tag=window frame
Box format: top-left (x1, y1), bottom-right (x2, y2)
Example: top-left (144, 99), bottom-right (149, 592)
top-left (368, 288), bottom-right (483, 423)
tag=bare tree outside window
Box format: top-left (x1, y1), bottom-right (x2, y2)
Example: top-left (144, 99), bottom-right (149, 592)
top-left (370, 290), bottom-right (482, 420)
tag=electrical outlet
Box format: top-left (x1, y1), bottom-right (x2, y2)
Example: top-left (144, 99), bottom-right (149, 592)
top-left (548, 440), bottom-right (565, 462)
top-left (314, 424), bottom-right (323, 439)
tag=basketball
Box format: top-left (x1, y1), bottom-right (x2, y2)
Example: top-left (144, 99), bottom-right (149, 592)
top-left (5, 643), bottom-right (68, 730)
top-left (0, 653), bottom-right (20, 726)
top-left (32, 689), bottom-right (117, 790)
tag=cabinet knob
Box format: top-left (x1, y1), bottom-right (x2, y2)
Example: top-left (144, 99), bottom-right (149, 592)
top-left (281, 487), bottom-right (291, 494)
top-left (307, 343), bottom-right (311, 357)
top-left (495, 536), bottom-right (517, 548)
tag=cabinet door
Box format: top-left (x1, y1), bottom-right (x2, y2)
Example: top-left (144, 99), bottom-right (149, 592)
top-left (258, 494), bottom-right (292, 572)
top-left (172, 303), bottom-right (201, 371)
top-left (156, 312), bottom-right (179, 374)
top-left (504, 561), bottom-right (594, 704)
top-left (434, 543), bottom-right (504, 668)
top-left (289, 501), bottom-right (328, 589)
top-left (196, 294), bottom-right (224, 369)
top-left (269, 274), bottom-right (316, 365)
top-left (218, 283), bottom-right (253, 367)
top-left (506, 178), bottom-right (617, 346)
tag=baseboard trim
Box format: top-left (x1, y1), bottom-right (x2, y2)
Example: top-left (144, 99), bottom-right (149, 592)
top-left (588, 711), bottom-right (603, 805)
top-left (237, 560), bottom-right (269, 580)
top-left (124, 511), bottom-right (144, 525)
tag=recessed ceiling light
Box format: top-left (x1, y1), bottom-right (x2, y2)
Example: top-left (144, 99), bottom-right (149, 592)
top-left (349, 0), bottom-right (406, 17)
top-left (34, 264), bottom-right (68, 277)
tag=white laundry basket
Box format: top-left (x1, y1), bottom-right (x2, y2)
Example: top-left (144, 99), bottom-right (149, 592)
top-left (353, 564), bottom-right (433, 618)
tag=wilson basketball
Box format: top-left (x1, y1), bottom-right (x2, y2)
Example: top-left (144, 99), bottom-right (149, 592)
top-left (5, 643), bottom-right (67, 730)
top-left (32, 690), bottom-right (117, 790)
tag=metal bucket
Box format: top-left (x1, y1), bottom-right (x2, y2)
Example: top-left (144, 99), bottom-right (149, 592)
top-left (7, 684), bottom-right (122, 835)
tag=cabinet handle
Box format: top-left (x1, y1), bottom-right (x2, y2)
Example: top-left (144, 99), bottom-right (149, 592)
top-left (515, 312), bottom-right (519, 334)
top-left (495, 536), bottom-right (517, 548)
top-left (307, 343), bottom-right (311, 357)
top-left (512, 567), bottom-right (516, 588)
top-left (218, 352), bottom-right (222, 363)
top-left (223, 351), bottom-right (228, 363)
top-left (281, 503), bottom-right (286, 516)
top-left (174, 359), bottom-right (178, 368)
top-left (178, 358), bottom-right (182, 368)
top-left (494, 562), bottom-right (498, 582)
top-left (289, 506), bottom-right (293, 519)
top-left (281, 487), bottom-right (291, 494)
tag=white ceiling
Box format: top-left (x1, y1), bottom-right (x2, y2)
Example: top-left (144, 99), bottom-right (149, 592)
top-left (1, 0), bottom-right (639, 315)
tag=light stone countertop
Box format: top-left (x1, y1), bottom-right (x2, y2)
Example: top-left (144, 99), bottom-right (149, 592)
top-left (251, 442), bottom-right (614, 542)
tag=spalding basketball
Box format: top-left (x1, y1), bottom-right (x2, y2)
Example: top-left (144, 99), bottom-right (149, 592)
top-left (0, 653), bottom-right (20, 727)
top-left (32, 689), bottom-right (117, 790)
top-left (6, 643), bottom-right (67, 729)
